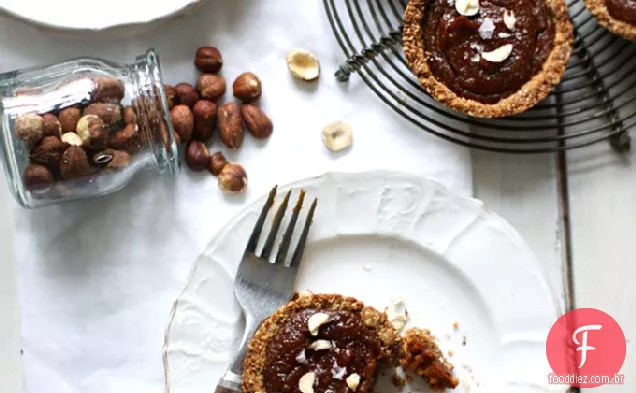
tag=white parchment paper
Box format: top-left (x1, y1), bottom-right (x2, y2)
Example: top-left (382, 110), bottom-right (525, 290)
top-left (2, 1), bottom-right (472, 392)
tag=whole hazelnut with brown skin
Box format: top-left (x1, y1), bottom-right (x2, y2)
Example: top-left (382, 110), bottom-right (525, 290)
top-left (175, 83), bottom-right (200, 108)
top-left (218, 163), bottom-right (247, 193)
top-left (93, 148), bottom-right (131, 171)
top-left (185, 140), bottom-right (211, 172)
top-left (42, 114), bottom-right (62, 137)
top-left (91, 77), bottom-right (125, 103)
top-left (23, 164), bottom-right (54, 191)
top-left (233, 72), bottom-right (262, 103)
top-left (208, 151), bottom-right (227, 176)
top-left (241, 104), bottom-right (273, 139)
top-left (30, 136), bottom-right (68, 170)
top-left (218, 103), bottom-right (244, 149)
top-left (60, 146), bottom-right (92, 180)
top-left (123, 106), bottom-right (137, 125)
top-left (76, 115), bottom-right (107, 148)
top-left (171, 104), bottom-right (194, 143)
top-left (83, 104), bottom-right (122, 125)
top-left (15, 113), bottom-right (44, 146)
top-left (192, 100), bottom-right (217, 142)
top-left (109, 123), bottom-right (138, 149)
top-left (164, 84), bottom-right (177, 109)
top-left (196, 75), bottom-right (226, 102)
top-left (59, 107), bottom-right (82, 133)
top-left (195, 47), bottom-right (223, 73)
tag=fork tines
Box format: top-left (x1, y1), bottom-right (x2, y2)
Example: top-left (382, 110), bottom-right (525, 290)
top-left (245, 186), bottom-right (317, 266)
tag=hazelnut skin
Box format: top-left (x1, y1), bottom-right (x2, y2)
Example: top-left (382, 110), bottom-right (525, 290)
top-left (30, 136), bottom-right (68, 170)
top-left (123, 106), bottom-right (137, 125)
top-left (60, 146), bottom-right (92, 180)
top-left (233, 72), bottom-right (262, 103)
top-left (208, 151), bottom-right (227, 176)
top-left (241, 104), bottom-right (273, 139)
top-left (196, 75), bottom-right (226, 102)
top-left (194, 47), bottom-right (224, 74)
top-left (83, 103), bottom-right (121, 126)
top-left (76, 115), bottom-right (107, 148)
top-left (59, 107), bottom-right (82, 133)
top-left (175, 83), bottom-right (200, 108)
top-left (23, 164), bottom-right (54, 191)
top-left (91, 77), bottom-right (125, 103)
top-left (171, 104), bottom-right (194, 143)
top-left (15, 113), bottom-right (44, 146)
top-left (42, 114), bottom-right (62, 137)
top-left (218, 163), bottom-right (247, 193)
top-left (164, 84), bottom-right (177, 109)
top-left (185, 140), bottom-right (211, 172)
top-left (192, 100), bottom-right (217, 142)
top-left (218, 103), bottom-right (244, 149)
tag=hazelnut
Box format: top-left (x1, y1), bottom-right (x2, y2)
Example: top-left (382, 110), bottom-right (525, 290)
top-left (42, 114), bottom-right (62, 137)
top-left (192, 100), bottom-right (217, 142)
top-left (15, 113), bottom-right (44, 146)
top-left (218, 103), bottom-right (244, 149)
top-left (194, 47), bottom-right (224, 73)
top-left (83, 103), bottom-right (122, 125)
top-left (109, 123), bottom-right (139, 149)
top-left (218, 163), bottom-right (247, 193)
top-left (60, 146), bottom-right (92, 180)
top-left (322, 120), bottom-right (353, 152)
top-left (164, 84), bottom-right (177, 109)
top-left (59, 107), bottom-right (82, 133)
top-left (93, 148), bottom-right (131, 171)
top-left (76, 115), bottom-right (107, 148)
top-left (208, 151), bottom-right (227, 176)
top-left (23, 164), bottom-right (54, 192)
top-left (233, 72), bottom-right (262, 102)
top-left (174, 132), bottom-right (182, 145)
top-left (185, 140), bottom-right (210, 172)
top-left (91, 77), bottom-right (125, 103)
top-left (30, 136), bottom-right (68, 170)
top-left (171, 104), bottom-right (194, 143)
top-left (287, 49), bottom-right (321, 81)
top-left (123, 106), bottom-right (137, 125)
top-left (61, 132), bottom-right (83, 147)
top-left (175, 83), bottom-right (200, 108)
top-left (241, 104), bottom-right (273, 139)
top-left (196, 75), bottom-right (226, 102)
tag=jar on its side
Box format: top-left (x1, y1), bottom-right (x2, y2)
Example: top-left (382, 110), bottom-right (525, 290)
top-left (0, 49), bottom-right (179, 208)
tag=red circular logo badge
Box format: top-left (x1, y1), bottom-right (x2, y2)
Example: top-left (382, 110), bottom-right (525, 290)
top-left (546, 308), bottom-right (626, 388)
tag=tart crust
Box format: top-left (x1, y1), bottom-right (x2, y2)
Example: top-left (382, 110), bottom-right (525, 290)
top-left (403, 0), bottom-right (573, 118)
top-left (583, 0), bottom-right (636, 41)
top-left (242, 293), bottom-right (403, 393)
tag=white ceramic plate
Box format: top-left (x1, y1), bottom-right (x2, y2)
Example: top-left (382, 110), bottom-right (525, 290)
top-left (164, 171), bottom-right (563, 393)
top-left (0, 0), bottom-right (203, 32)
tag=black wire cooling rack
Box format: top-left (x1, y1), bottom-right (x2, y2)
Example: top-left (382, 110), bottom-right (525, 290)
top-left (323, 0), bottom-right (635, 153)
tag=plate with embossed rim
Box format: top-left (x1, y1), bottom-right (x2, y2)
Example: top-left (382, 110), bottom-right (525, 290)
top-left (163, 171), bottom-right (564, 393)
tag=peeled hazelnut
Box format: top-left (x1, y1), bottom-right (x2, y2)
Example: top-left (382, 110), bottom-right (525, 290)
top-left (76, 115), bottom-right (107, 148)
top-left (164, 84), bottom-right (177, 109)
top-left (109, 123), bottom-right (139, 149)
top-left (59, 107), bottom-right (82, 133)
top-left (192, 100), bottom-right (217, 142)
top-left (308, 312), bottom-right (330, 335)
top-left (61, 132), bottom-right (83, 146)
top-left (298, 372), bottom-right (316, 393)
top-left (196, 75), bottom-right (226, 102)
top-left (322, 120), bottom-right (353, 152)
top-left (287, 49), bottom-right (321, 81)
top-left (346, 374), bottom-right (361, 391)
top-left (30, 136), bottom-right (68, 169)
top-left (233, 72), bottom-right (262, 103)
top-left (93, 148), bottom-right (131, 171)
top-left (15, 113), bottom-right (44, 146)
top-left (208, 151), bottom-right (227, 176)
top-left (42, 114), bottom-right (62, 137)
top-left (195, 47), bottom-right (224, 73)
top-left (23, 164), bottom-right (54, 192)
top-left (175, 83), bottom-right (200, 108)
top-left (218, 103), bottom-right (244, 149)
top-left (241, 104), bottom-right (273, 139)
top-left (84, 103), bottom-right (122, 125)
top-left (60, 146), bottom-right (92, 180)
top-left (185, 140), bottom-right (210, 172)
top-left (218, 163), bottom-right (247, 193)
top-left (123, 106), bottom-right (137, 125)
top-left (171, 104), bottom-right (194, 143)
top-left (91, 77), bottom-right (125, 103)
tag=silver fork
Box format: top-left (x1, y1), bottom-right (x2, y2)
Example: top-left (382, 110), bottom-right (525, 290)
top-left (214, 186), bottom-right (318, 393)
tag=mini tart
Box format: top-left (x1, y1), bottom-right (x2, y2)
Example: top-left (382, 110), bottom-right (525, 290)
top-left (242, 293), bottom-right (402, 393)
top-left (584, 0), bottom-right (636, 41)
top-left (403, 0), bottom-right (573, 118)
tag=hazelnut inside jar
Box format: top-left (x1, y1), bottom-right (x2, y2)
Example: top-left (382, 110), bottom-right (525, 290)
top-left (0, 49), bottom-right (180, 208)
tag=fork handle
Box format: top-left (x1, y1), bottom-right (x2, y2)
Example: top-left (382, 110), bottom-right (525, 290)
top-left (215, 370), bottom-right (242, 393)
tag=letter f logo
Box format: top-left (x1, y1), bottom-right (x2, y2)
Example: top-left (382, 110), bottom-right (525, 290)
top-left (573, 324), bottom-right (603, 368)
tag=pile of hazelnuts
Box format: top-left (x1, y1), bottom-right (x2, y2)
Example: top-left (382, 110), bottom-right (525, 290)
top-left (167, 46), bottom-right (273, 193)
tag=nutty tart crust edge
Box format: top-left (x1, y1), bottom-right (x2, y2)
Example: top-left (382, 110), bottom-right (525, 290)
top-left (583, 0), bottom-right (636, 42)
top-left (403, 0), bottom-right (573, 118)
top-left (242, 293), bottom-right (403, 393)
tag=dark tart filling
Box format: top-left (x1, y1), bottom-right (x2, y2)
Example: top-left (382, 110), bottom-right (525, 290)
top-left (606, 0), bottom-right (636, 24)
top-left (423, 0), bottom-right (555, 103)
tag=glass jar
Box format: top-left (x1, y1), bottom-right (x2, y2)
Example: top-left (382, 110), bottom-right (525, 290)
top-left (0, 49), bottom-right (179, 208)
